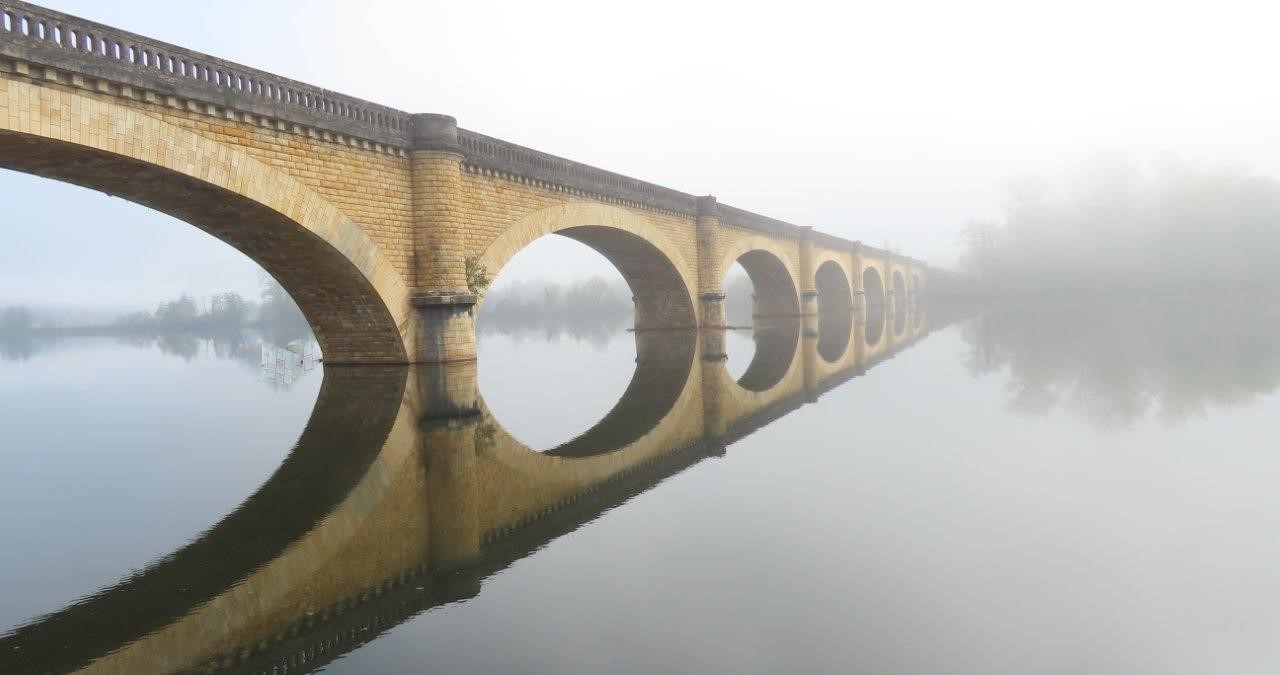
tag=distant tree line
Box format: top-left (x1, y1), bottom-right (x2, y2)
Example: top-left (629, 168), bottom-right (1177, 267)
top-left (109, 276), bottom-right (309, 340)
top-left (954, 157), bottom-right (1280, 296)
top-left (1, 275), bottom-right (311, 360)
top-left (476, 272), bottom-right (762, 335)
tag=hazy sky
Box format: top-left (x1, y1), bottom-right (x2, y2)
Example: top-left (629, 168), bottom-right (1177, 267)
top-left (4, 0), bottom-right (1279, 309)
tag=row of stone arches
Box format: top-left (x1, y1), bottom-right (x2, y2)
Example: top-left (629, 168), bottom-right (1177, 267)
top-left (1, 78), bottom-right (921, 365)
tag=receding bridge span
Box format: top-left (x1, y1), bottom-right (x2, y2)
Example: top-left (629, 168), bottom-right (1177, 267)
top-left (0, 1), bottom-right (928, 363)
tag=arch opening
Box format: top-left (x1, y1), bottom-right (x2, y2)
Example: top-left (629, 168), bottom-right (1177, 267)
top-left (0, 118), bottom-right (408, 364)
top-left (478, 212), bottom-right (697, 332)
top-left (814, 260), bottom-right (853, 362)
top-left (477, 236), bottom-right (635, 452)
top-left (476, 224), bottom-right (697, 454)
top-left (722, 253), bottom-right (800, 391)
top-left (735, 249), bottom-right (800, 319)
top-left (558, 227), bottom-right (696, 330)
top-left (814, 260), bottom-right (854, 312)
top-left (863, 267), bottom-right (886, 346)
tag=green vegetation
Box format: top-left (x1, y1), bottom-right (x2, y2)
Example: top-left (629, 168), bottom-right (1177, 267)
top-left (465, 255), bottom-right (491, 299)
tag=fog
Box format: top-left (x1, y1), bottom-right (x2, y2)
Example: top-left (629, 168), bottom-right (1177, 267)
top-left (953, 157), bottom-right (1280, 296)
top-left (960, 298), bottom-right (1280, 429)
top-left (6, 0), bottom-right (1280, 309)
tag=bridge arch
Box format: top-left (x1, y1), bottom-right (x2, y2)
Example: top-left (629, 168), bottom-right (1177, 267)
top-left (863, 267), bottom-right (886, 346)
top-left (814, 255), bottom-right (854, 363)
top-left (814, 258), bottom-right (854, 312)
top-left (0, 80), bottom-right (412, 363)
top-left (476, 203), bottom-right (697, 329)
top-left (718, 236), bottom-right (800, 319)
top-left (912, 272), bottom-right (923, 301)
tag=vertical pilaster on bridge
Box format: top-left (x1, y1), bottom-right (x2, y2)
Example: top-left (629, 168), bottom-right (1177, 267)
top-left (695, 195), bottom-right (726, 328)
top-left (853, 307), bottom-right (868, 375)
top-left (851, 241), bottom-right (867, 312)
top-left (905, 258), bottom-right (922, 303)
top-left (802, 313), bottom-right (819, 402)
top-left (799, 226), bottom-right (818, 315)
top-left (416, 360), bottom-right (483, 574)
top-left (411, 113), bottom-right (477, 363)
top-left (700, 329), bottom-right (728, 455)
top-left (882, 253), bottom-right (894, 313)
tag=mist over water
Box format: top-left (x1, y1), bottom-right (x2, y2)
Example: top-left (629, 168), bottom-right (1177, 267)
top-left (951, 158), bottom-right (1280, 297)
top-left (6, 1), bottom-right (1280, 671)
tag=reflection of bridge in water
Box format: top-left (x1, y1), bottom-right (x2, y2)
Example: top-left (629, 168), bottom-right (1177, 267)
top-left (1, 303), bottom-right (938, 674)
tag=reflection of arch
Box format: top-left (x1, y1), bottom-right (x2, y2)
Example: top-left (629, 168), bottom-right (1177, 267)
top-left (817, 310), bottom-right (853, 363)
top-left (865, 304), bottom-right (886, 346)
top-left (478, 203), bottom-right (697, 329)
top-left (542, 330), bottom-right (697, 458)
top-left (863, 268), bottom-right (886, 346)
top-left (814, 260), bottom-right (854, 311)
top-left (0, 367), bottom-right (409, 673)
top-left (892, 270), bottom-right (907, 336)
top-left (719, 237), bottom-right (800, 318)
top-left (737, 318), bottom-right (801, 391)
top-left (0, 79), bottom-right (411, 364)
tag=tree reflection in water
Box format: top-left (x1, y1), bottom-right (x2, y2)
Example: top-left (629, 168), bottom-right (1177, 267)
top-left (960, 298), bottom-right (1280, 428)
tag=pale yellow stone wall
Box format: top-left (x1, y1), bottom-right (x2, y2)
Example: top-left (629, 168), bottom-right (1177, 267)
top-left (457, 168), bottom-right (701, 282)
top-left (0, 64), bottom-right (418, 280)
top-left (0, 74), bottom-right (415, 363)
top-left (1, 59), bottom-right (927, 364)
top-left (716, 226), bottom-right (803, 285)
top-left (473, 201), bottom-right (698, 308)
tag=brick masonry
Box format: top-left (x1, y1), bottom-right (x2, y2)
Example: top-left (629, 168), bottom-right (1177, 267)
top-left (0, 0), bottom-right (928, 363)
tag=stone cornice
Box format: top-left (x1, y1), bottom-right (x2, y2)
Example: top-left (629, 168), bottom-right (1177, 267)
top-left (1, 1), bottom-right (410, 145)
top-left (1, 0), bottom-right (921, 259)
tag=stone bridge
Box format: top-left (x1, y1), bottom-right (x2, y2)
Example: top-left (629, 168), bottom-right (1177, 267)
top-left (0, 303), bottom-right (946, 674)
top-left (0, 1), bottom-right (928, 363)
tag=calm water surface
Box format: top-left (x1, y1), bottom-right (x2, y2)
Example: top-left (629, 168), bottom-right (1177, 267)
top-left (4, 301), bottom-right (1280, 674)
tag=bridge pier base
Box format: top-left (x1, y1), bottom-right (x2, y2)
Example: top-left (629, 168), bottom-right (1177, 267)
top-left (853, 308), bottom-right (868, 375)
top-left (413, 291), bottom-right (478, 363)
top-left (695, 196), bottom-right (728, 328)
top-left (700, 329), bottom-right (728, 454)
top-left (802, 314), bottom-right (819, 401)
top-left (699, 292), bottom-right (726, 328)
top-left (416, 360), bottom-right (483, 572)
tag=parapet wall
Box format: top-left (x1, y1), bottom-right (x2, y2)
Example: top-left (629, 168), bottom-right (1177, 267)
top-left (0, 0), bottom-right (926, 265)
